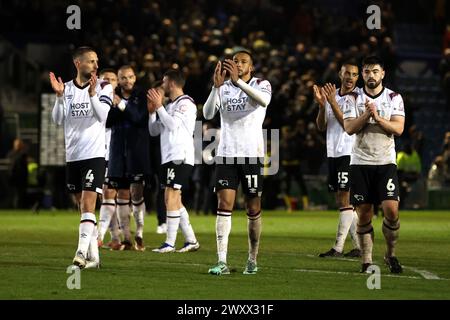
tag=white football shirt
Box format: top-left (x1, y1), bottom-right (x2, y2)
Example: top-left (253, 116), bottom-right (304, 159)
top-left (55, 79), bottom-right (113, 162)
top-left (150, 95), bottom-right (197, 166)
top-left (216, 78), bottom-right (272, 157)
top-left (343, 87), bottom-right (405, 165)
top-left (325, 88), bottom-right (358, 158)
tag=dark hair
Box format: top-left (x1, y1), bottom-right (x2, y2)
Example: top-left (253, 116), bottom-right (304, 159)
top-left (99, 68), bottom-right (117, 76)
top-left (163, 69), bottom-right (185, 88)
top-left (151, 80), bottom-right (163, 88)
top-left (118, 65), bottom-right (135, 73)
top-left (72, 46), bottom-right (95, 60)
top-left (362, 55), bottom-right (384, 69)
top-left (341, 59), bottom-right (359, 69)
top-left (233, 50), bottom-right (253, 63)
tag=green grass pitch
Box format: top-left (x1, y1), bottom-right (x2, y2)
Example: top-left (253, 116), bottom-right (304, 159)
top-left (0, 209), bottom-right (449, 299)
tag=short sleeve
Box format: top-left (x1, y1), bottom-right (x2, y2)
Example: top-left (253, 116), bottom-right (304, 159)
top-left (391, 94), bottom-right (405, 117)
top-left (257, 79), bottom-right (272, 96)
top-left (342, 95), bottom-right (357, 119)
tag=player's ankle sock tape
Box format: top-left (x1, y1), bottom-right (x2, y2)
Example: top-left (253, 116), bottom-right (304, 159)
top-left (80, 212), bottom-right (96, 225)
top-left (167, 210), bottom-right (181, 219)
top-left (102, 199), bottom-right (115, 206)
top-left (382, 218), bottom-right (400, 231)
top-left (217, 209), bottom-right (232, 217)
top-left (116, 198), bottom-right (130, 206)
top-left (357, 221), bottom-right (373, 234)
top-left (247, 210), bottom-right (261, 220)
top-left (132, 198), bottom-right (145, 206)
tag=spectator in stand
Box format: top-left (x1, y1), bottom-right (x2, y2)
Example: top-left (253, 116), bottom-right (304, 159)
top-left (442, 132), bottom-right (450, 182)
top-left (439, 48), bottom-right (450, 106)
top-left (427, 155), bottom-right (446, 189)
top-left (397, 144), bottom-right (422, 208)
top-left (408, 125), bottom-right (425, 159)
top-left (7, 139), bottom-right (28, 209)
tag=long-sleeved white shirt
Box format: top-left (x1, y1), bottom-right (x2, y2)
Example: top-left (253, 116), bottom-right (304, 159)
top-left (203, 77), bottom-right (272, 157)
top-left (52, 79), bottom-right (113, 162)
top-left (324, 88), bottom-right (358, 158)
top-left (148, 94), bottom-right (197, 165)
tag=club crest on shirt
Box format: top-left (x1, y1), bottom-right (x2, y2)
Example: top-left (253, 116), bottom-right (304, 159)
top-left (343, 104), bottom-right (352, 115)
top-left (259, 81), bottom-right (272, 93)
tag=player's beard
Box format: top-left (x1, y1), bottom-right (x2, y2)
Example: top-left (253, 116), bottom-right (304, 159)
top-left (122, 84), bottom-right (134, 94)
top-left (81, 70), bottom-right (94, 81)
top-left (366, 78), bottom-right (382, 89)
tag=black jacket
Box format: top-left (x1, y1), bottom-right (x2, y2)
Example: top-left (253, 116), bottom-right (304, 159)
top-left (106, 86), bottom-right (151, 177)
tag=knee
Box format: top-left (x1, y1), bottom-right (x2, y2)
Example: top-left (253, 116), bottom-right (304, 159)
top-left (104, 189), bottom-right (116, 200)
top-left (80, 199), bottom-right (94, 213)
top-left (336, 198), bottom-right (347, 208)
top-left (117, 189), bottom-right (130, 200)
top-left (246, 204), bottom-right (261, 216)
top-left (165, 189), bottom-right (180, 210)
top-left (165, 196), bottom-right (174, 209)
top-left (80, 191), bottom-right (98, 212)
top-left (383, 203), bottom-right (399, 220)
top-left (246, 198), bottom-right (261, 215)
top-left (355, 205), bottom-right (372, 224)
top-left (130, 183), bottom-right (144, 201)
top-left (336, 192), bottom-right (350, 208)
top-left (218, 198), bottom-right (234, 211)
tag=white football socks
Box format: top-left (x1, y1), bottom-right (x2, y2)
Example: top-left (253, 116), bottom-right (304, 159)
top-left (382, 217), bottom-right (400, 257)
top-left (98, 199), bottom-right (115, 242)
top-left (179, 207), bottom-right (197, 244)
top-left (165, 210), bottom-right (181, 247)
top-left (216, 210), bottom-right (232, 263)
top-left (109, 211), bottom-right (121, 242)
top-left (132, 198), bottom-right (145, 239)
top-left (88, 226), bottom-right (99, 263)
top-left (77, 212), bottom-right (96, 257)
top-left (247, 211), bottom-right (262, 263)
top-left (333, 207), bottom-right (354, 253)
top-left (116, 198), bottom-right (131, 242)
top-left (350, 209), bottom-right (360, 249)
top-left (357, 221), bottom-right (374, 264)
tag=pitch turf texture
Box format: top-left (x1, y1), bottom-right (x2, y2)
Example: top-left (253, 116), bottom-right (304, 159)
top-left (1, 210), bottom-right (449, 299)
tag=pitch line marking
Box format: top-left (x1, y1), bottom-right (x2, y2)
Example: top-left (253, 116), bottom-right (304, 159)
top-left (108, 252), bottom-right (448, 281)
top-left (304, 254), bottom-right (447, 280)
top-left (293, 268), bottom-right (423, 280)
top-left (402, 266), bottom-right (442, 280)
